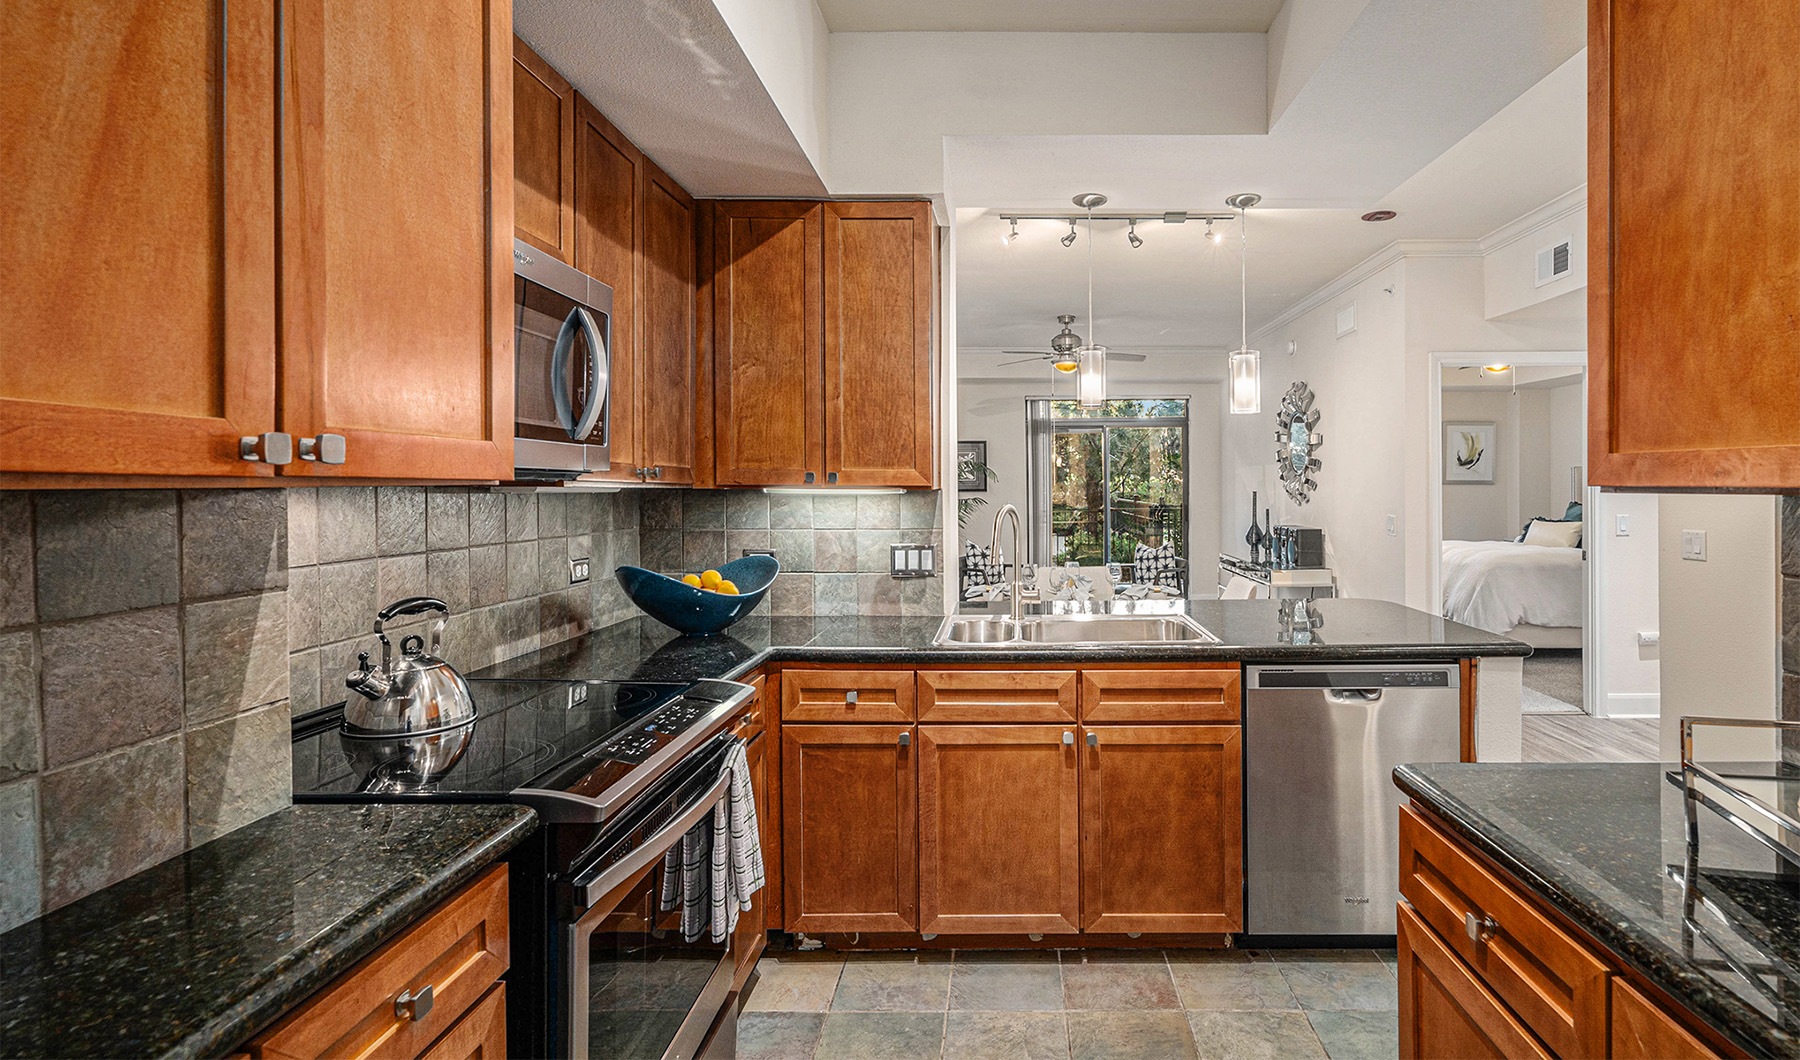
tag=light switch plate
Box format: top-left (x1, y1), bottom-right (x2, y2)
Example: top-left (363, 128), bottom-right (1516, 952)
top-left (1615, 514), bottom-right (1630, 536)
top-left (890, 543), bottom-right (934, 578)
top-left (1680, 530), bottom-right (1707, 561)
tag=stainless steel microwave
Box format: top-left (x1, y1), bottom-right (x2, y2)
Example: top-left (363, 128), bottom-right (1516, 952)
top-left (512, 240), bottom-right (612, 478)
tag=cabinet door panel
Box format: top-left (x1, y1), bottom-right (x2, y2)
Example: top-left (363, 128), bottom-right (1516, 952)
top-left (0, 0), bottom-right (278, 477)
top-left (512, 35), bottom-right (574, 263)
top-left (919, 725), bottom-right (1079, 934)
top-left (1590, 0), bottom-right (1800, 487)
top-left (572, 94), bottom-right (641, 480)
top-left (1398, 903), bottom-right (1551, 1060)
top-left (1081, 725), bottom-right (1242, 933)
top-left (712, 202), bottom-right (822, 486)
top-left (782, 724), bottom-right (916, 933)
top-left (731, 732), bottom-right (769, 990)
top-left (1610, 979), bottom-right (1718, 1059)
top-left (823, 201), bottom-right (934, 488)
top-left (638, 159), bottom-right (697, 484)
top-left (279, 0), bottom-right (512, 480)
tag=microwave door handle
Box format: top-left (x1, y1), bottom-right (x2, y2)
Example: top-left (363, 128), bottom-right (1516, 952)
top-left (550, 307), bottom-right (583, 438)
top-left (570, 306), bottom-right (607, 441)
top-left (573, 768), bottom-right (733, 913)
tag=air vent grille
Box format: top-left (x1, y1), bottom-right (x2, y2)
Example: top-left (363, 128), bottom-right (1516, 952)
top-left (1536, 240), bottom-right (1573, 287)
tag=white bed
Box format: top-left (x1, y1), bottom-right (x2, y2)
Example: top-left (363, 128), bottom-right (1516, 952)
top-left (1441, 539), bottom-right (1583, 645)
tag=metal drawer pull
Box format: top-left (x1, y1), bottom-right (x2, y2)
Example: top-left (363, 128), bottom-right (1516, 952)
top-left (1464, 911), bottom-right (1498, 942)
top-left (395, 983), bottom-right (434, 1022)
top-left (1063, 731), bottom-right (1075, 745)
top-left (1086, 732), bottom-right (1098, 748)
top-left (299, 433), bottom-right (346, 464)
top-left (238, 432), bottom-right (293, 464)
top-left (898, 731), bottom-right (910, 747)
top-left (845, 690), bottom-right (858, 705)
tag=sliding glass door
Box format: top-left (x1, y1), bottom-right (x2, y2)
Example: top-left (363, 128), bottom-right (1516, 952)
top-left (1027, 399), bottom-right (1188, 569)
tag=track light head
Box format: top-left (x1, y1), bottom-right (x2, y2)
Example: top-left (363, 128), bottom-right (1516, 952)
top-left (1206, 219), bottom-right (1223, 245)
top-left (1127, 220), bottom-right (1143, 249)
top-left (1001, 217), bottom-right (1019, 247)
top-left (1060, 220), bottom-right (1078, 248)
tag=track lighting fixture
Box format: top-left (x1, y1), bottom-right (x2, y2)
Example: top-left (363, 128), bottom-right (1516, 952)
top-left (1127, 220), bottom-right (1143, 249)
top-left (1206, 219), bottom-right (1223, 245)
top-left (1061, 220), bottom-right (1078, 248)
top-left (1001, 217), bottom-right (1019, 247)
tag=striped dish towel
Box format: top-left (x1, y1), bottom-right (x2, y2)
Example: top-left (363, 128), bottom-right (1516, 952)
top-left (660, 741), bottom-right (766, 944)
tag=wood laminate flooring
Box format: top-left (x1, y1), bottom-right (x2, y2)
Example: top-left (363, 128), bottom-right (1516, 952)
top-left (1521, 713), bottom-right (1660, 764)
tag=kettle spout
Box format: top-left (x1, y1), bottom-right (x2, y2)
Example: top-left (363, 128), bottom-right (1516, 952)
top-left (346, 651), bottom-right (391, 700)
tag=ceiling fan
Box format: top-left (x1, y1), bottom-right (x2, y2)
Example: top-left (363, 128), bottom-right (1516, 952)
top-left (997, 314), bottom-right (1146, 371)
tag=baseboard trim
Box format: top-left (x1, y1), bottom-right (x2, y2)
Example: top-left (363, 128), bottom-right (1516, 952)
top-left (1601, 691), bottom-right (1660, 719)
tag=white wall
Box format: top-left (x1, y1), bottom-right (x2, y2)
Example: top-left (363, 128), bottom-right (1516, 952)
top-left (1595, 492), bottom-right (1660, 716)
top-left (1441, 390), bottom-right (1517, 541)
top-left (1483, 190), bottom-right (1587, 320)
top-left (1658, 495), bottom-right (1780, 760)
top-left (1548, 383), bottom-right (1584, 513)
top-left (958, 376), bottom-right (1222, 594)
top-left (710, 0), bottom-right (830, 177)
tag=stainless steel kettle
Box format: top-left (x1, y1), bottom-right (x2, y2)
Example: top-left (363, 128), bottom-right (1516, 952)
top-left (342, 597), bottom-right (477, 736)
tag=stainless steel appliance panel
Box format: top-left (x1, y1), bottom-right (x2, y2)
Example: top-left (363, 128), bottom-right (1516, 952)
top-left (1245, 663), bottom-right (1461, 935)
top-left (512, 240), bottom-right (613, 475)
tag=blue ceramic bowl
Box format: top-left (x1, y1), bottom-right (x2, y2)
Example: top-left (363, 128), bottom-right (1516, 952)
top-left (614, 555), bottom-right (780, 636)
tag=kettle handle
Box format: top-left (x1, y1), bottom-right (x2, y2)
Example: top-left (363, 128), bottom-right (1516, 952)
top-left (373, 597), bottom-right (451, 656)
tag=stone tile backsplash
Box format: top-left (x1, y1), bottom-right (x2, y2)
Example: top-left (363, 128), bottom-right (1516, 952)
top-left (638, 489), bottom-right (946, 616)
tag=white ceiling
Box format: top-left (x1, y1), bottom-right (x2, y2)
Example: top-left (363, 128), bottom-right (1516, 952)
top-left (815, 0), bottom-right (1286, 33)
top-left (954, 37), bottom-right (1589, 366)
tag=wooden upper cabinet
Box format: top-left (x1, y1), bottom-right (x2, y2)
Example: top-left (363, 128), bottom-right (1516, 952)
top-left (823, 201), bottom-right (936, 488)
top-left (1589, 0), bottom-right (1800, 488)
top-left (278, 0), bottom-right (512, 480)
top-left (0, 0), bottom-right (279, 478)
top-left (782, 723), bottom-right (917, 933)
top-left (638, 159), bottom-right (698, 485)
top-left (917, 725), bottom-right (1080, 935)
top-left (712, 201), bottom-right (825, 486)
top-left (572, 95), bottom-right (642, 482)
top-left (511, 36), bottom-right (574, 265)
top-left (1080, 725), bottom-right (1243, 933)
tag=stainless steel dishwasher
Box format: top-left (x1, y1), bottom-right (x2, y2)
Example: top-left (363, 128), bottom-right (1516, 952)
top-left (1244, 663), bottom-right (1462, 938)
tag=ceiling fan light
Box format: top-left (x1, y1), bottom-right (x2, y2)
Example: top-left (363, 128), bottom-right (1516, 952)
top-left (1228, 348), bottom-right (1261, 415)
top-left (1076, 345), bottom-right (1107, 407)
top-left (1052, 352), bottom-right (1080, 373)
top-left (1483, 363), bottom-right (1513, 375)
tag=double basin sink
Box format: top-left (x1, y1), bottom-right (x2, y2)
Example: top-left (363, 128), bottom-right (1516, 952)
top-left (932, 612), bottom-right (1219, 648)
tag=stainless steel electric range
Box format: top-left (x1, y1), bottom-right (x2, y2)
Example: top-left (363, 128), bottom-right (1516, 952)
top-left (291, 676), bottom-right (757, 1060)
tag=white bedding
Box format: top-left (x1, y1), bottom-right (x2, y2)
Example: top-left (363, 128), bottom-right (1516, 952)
top-left (1441, 539), bottom-right (1583, 634)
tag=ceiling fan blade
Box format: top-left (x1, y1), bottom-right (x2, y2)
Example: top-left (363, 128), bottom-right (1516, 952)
top-left (999, 351), bottom-right (1049, 357)
top-left (1108, 352), bottom-right (1148, 362)
top-left (997, 356), bottom-right (1045, 367)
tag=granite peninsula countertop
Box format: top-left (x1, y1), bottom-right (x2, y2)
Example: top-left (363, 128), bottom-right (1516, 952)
top-left (1395, 762), bottom-right (1800, 1058)
top-left (471, 597), bottom-right (1527, 684)
top-left (0, 803), bottom-right (535, 1060)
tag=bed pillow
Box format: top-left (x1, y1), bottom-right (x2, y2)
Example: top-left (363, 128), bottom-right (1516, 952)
top-left (1563, 501), bottom-right (1584, 522)
top-left (1522, 518), bottom-right (1583, 549)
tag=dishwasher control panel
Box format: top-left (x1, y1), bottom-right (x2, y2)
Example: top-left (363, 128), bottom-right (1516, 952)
top-left (1252, 667), bottom-right (1454, 688)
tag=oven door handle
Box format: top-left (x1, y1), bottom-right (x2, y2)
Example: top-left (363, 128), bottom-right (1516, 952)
top-left (572, 767), bottom-right (732, 915)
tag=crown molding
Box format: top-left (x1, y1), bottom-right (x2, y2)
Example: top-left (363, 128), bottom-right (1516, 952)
top-left (1479, 185), bottom-right (1587, 253)
top-left (1249, 238), bottom-right (1481, 344)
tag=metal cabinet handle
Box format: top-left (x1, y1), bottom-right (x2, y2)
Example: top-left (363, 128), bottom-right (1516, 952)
top-left (395, 983), bottom-right (434, 1022)
top-left (1463, 911), bottom-right (1498, 943)
top-left (1086, 732), bottom-right (1098, 748)
top-left (299, 434), bottom-right (346, 464)
top-left (898, 731), bottom-right (910, 747)
top-left (845, 690), bottom-right (858, 705)
top-left (804, 471), bottom-right (816, 484)
top-left (238, 432), bottom-right (294, 465)
top-left (649, 466), bottom-right (663, 480)
top-left (827, 471), bottom-right (839, 484)
top-left (1063, 731), bottom-right (1075, 745)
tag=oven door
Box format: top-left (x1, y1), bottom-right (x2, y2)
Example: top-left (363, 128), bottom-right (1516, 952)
top-left (563, 737), bottom-right (738, 1060)
top-left (513, 241), bottom-right (613, 474)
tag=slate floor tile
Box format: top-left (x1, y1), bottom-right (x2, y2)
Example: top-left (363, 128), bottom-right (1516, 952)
top-left (1068, 1010), bottom-right (1200, 1060)
top-left (832, 953), bottom-right (953, 1011)
top-left (1168, 959), bottom-right (1298, 1011)
top-left (1190, 1011), bottom-right (1328, 1060)
top-left (1306, 1009), bottom-right (1401, 1060)
top-left (1061, 950), bottom-right (1180, 1010)
top-left (1272, 952), bottom-right (1398, 1011)
top-left (737, 1011), bottom-right (825, 1060)
top-left (815, 1012), bottom-right (946, 1059)
top-left (744, 955), bottom-right (847, 1012)
top-left (943, 1011), bottom-right (1068, 1060)
top-left (950, 952), bottom-right (1064, 1012)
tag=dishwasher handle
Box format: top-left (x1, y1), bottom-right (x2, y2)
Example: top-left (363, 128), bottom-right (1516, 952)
top-left (1325, 688), bottom-right (1383, 703)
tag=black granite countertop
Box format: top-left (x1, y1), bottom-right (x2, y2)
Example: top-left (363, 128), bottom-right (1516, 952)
top-left (471, 598), bottom-right (1526, 684)
top-left (1395, 762), bottom-right (1800, 1057)
top-left (0, 804), bottom-right (535, 1060)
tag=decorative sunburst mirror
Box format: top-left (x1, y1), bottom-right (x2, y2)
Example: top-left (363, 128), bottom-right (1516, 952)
top-left (1275, 381), bottom-right (1322, 504)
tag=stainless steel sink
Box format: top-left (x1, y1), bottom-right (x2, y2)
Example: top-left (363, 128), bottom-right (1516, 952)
top-left (932, 613), bottom-right (1218, 647)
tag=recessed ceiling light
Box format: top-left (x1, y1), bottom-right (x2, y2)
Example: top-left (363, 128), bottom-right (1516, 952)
top-left (1361, 210), bottom-right (1397, 222)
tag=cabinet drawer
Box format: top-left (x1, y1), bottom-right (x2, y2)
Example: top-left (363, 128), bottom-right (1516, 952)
top-left (781, 669), bottom-right (915, 722)
top-left (1398, 903), bottom-right (1552, 1060)
top-left (1399, 805), bottom-right (1608, 1059)
top-left (730, 673), bottom-right (768, 741)
top-left (1610, 979), bottom-right (1719, 1059)
top-left (252, 865), bottom-right (509, 1060)
top-left (1080, 667), bottom-right (1240, 722)
top-left (418, 983), bottom-right (505, 1060)
top-left (917, 670), bottom-right (1078, 723)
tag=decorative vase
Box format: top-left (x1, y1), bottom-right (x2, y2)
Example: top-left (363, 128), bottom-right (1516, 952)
top-left (1244, 491), bottom-right (1263, 562)
top-left (1263, 508), bottom-right (1274, 566)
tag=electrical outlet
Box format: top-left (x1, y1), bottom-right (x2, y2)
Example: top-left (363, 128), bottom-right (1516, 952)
top-left (1680, 530), bottom-right (1708, 561)
top-left (1615, 514), bottom-right (1630, 536)
top-left (567, 683), bottom-right (589, 708)
top-left (568, 557), bottom-right (591, 584)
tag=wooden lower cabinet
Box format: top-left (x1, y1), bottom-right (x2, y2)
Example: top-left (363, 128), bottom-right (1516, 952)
top-left (1080, 724), bottom-right (1243, 933)
top-left (732, 728), bottom-right (769, 990)
top-left (782, 723), bottom-right (917, 933)
top-left (248, 865), bottom-right (509, 1059)
top-left (1611, 979), bottom-right (1718, 1060)
top-left (917, 725), bottom-right (1080, 934)
top-left (1398, 903), bottom-right (1551, 1059)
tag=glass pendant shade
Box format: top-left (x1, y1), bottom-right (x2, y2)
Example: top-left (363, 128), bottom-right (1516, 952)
top-left (1228, 347), bottom-right (1261, 415)
top-left (1076, 345), bottom-right (1107, 408)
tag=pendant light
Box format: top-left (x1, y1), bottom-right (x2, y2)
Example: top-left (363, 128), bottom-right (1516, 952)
top-left (1073, 193), bottom-right (1108, 409)
top-left (1225, 192), bottom-right (1262, 415)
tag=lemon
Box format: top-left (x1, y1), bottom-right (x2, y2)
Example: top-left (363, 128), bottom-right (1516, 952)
top-left (700, 569), bottom-right (723, 589)
top-left (680, 573), bottom-right (702, 588)
top-left (716, 580), bottom-right (740, 595)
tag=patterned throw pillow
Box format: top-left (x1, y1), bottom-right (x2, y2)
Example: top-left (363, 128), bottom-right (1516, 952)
top-left (1133, 542), bottom-right (1179, 589)
top-left (962, 542), bottom-right (991, 588)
